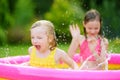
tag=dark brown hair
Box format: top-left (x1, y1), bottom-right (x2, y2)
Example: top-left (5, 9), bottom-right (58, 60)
top-left (83, 9), bottom-right (102, 38)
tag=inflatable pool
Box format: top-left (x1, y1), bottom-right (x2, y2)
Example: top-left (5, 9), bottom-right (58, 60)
top-left (0, 53), bottom-right (120, 80)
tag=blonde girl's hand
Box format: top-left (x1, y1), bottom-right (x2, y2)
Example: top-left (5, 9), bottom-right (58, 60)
top-left (69, 24), bottom-right (80, 39)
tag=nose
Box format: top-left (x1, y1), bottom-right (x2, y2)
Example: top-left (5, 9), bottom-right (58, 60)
top-left (91, 30), bottom-right (95, 34)
top-left (32, 38), bottom-right (38, 44)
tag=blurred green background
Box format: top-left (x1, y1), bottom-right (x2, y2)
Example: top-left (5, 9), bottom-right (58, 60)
top-left (0, 0), bottom-right (120, 57)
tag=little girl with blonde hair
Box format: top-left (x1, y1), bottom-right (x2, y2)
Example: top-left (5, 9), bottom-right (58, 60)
top-left (27, 20), bottom-right (78, 69)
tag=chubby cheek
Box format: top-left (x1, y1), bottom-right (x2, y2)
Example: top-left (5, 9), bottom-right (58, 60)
top-left (85, 29), bottom-right (90, 33)
top-left (96, 29), bottom-right (100, 33)
top-left (31, 42), bottom-right (33, 45)
top-left (31, 41), bottom-right (36, 46)
top-left (31, 39), bottom-right (41, 45)
top-left (31, 39), bottom-right (34, 45)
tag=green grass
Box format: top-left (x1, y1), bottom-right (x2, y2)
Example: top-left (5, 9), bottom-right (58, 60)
top-left (0, 43), bottom-right (69, 58)
top-left (0, 44), bottom-right (30, 57)
top-left (108, 39), bottom-right (120, 53)
top-left (0, 39), bottom-right (120, 58)
top-left (57, 43), bottom-right (69, 52)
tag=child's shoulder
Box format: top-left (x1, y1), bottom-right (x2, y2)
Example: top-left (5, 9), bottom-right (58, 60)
top-left (55, 48), bottom-right (67, 57)
top-left (55, 48), bottom-right (66, 54)
top-left (102, 37), bottom-right (109, 44)
top-left (54, 48), bottom-right (67, 62)
top-left (28, 46), bottom-right (34, 54)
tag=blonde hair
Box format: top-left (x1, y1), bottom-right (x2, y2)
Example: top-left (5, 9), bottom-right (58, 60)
top-left (31, 20), bottom-right (57, 50)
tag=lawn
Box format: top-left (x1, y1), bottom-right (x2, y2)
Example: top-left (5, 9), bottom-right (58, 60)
top-left (0, 39), bottom-right (120, 58)
top-left (0, 43), bottom-right (70, 58)
top-left (0, 44), bottom-right (30, 57)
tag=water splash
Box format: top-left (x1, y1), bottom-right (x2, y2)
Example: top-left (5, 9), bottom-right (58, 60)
top-left (5, 48), bottom-right (9, 57)
top-left (0, 47), bottom-right (19, 64)
top-left (79, 54), bottom-right (110, 70)
top-left (79, 39), bottom-right (110, 70)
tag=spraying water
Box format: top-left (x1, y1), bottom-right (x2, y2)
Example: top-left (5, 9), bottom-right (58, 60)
top-left (79, 54), bottom-right (110, 70)
top-left (79, 38), bottom-right (110, 70)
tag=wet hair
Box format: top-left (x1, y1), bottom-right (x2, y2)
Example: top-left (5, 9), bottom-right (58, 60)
top-left (83, 9), bottom-right (102, 38)
top-left (83, 9), bottom-right (108, 59)
top-left (31, 20), bottom-right (57, 51)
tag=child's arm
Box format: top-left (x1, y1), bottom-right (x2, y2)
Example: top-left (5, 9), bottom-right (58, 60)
top-left (55, 48), bottom-right (79, 70)
top-left (28, 46), bottom-right (33, 54)
top-left (100, 38), bottom-right (109, 60)
top-left (95, 38), bottom-right (109, 70)
top-left (68, 24), bottom-right (82, 58)
top-left (92, 38), bottom-right (108, 61)
top-left (68, 38), bottom-right (79, 58)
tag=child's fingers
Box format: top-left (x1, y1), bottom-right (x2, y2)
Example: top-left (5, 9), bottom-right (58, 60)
top-left (71, 24), bottom-right (77, 30)
top-left (69, 25), bottom-right (75, 36)
top-left (69, 25), bottom-right (73, 32)
top-left (70, 24), bottom-right (80, 33)
top-left (75, 24), bottom-right (80, 34)
top-left (70, 24), bottom-right (75, 31)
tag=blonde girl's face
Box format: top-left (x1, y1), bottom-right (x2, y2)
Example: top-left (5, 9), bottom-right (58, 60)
top-left (83, 20), bottom-right (100, 37)
top-left (31, 27), bottom-right (49, 53)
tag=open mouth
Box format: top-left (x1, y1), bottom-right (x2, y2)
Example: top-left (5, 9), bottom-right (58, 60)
top-left (35, 45), bottom-right (41, 50)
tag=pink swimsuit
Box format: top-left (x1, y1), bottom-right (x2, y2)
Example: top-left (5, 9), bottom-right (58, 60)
top-left (80, 39), bottom-right (101, 61)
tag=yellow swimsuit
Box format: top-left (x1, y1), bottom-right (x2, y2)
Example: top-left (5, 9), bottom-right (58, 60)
top-left (29, 47), bottom-right (69, 68)
top-left (30, 47), bottom-right (57, 68)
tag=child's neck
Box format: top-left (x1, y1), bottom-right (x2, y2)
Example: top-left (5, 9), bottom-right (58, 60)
top-left (87, 35), bottom-right (99, 42)
top-left (36, 49), bottom-right (51, 58)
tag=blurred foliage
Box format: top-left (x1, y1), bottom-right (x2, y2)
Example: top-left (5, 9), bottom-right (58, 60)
top-left (33, 0), bottom-right (53, 18)
top-left (0, 27), bottom-right (7, 45)
top-left (0, 0), bottom-right (120, 45)
top-left (80, 0), bottom-right (120, 39)
top-left (0, 0), bottom-right (14, 29)
top-left (44, 0), bottom-right (84, 43)
top-left (14, 0), bottom-right (34, 26)
top-left (7, 27), bottom-right (25, 44)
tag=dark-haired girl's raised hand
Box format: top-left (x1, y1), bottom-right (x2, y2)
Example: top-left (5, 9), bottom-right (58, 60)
top-left (69, 24), bottom-right (80, 39)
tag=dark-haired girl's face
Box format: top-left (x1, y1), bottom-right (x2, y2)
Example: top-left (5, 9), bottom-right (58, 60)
top-left (84, 20), bottom-right (100, 37)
